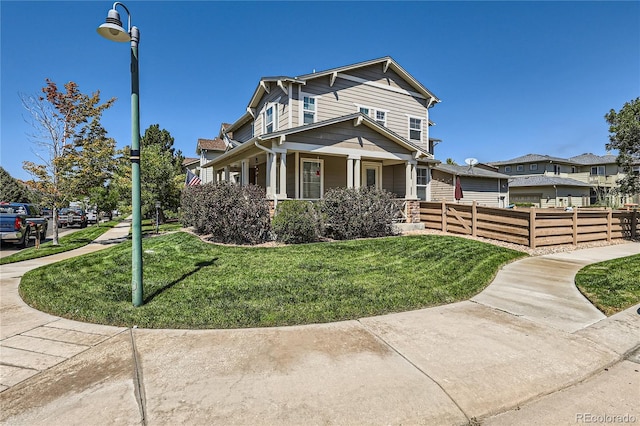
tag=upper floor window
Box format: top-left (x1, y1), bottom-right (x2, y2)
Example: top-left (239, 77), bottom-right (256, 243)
top-left (571, 166), bottom-right (577, 173)
top-left (409, 117), bottom-right (422, 141)
top-left (303, 96), bottom-right (316, 124)
top-left (264, 104), bottom-right (277, 133)
top-left (553, 165), bottom-right (561, 175)
top-left (251, 121), bottom-right (255, 137)
top-left (529, 164), bottom-right (538, 171)
top-left (591, 166), bottom-right (605, 175)
top-left (516, 164), bottom-right (524, 172)
top-left (357, 105), bottom-right (387, 126)
top-left (504, 166), bottom-right (512, 173)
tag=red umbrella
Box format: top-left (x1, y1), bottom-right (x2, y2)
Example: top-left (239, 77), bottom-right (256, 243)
top-left (454, 176), bottom-right (464, 201)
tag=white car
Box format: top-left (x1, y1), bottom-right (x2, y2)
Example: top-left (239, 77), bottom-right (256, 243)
top-left (86, 210), bottom-right (98, 224)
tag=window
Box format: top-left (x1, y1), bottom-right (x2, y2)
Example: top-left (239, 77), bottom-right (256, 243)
top-left (264, 104), bottom-right (276, 133)
top-left (591, 166), bottom-right (605, 175)
top-left (303, 96), bottom-right (316, 124)
top-left (516, 164), bottom-right (524, 172)
top-left (529, 164), bottom-right (538, 171)
top-left (361, 162), bottom-right (382, 189)
top-left (359, 106), bottom-right (370, 115)
top-left (417, 167), bottom-right (429, 200)
top-left (301, 159), bottom-right (323, 199)
top-left (357, 105), bottom-right (388, 126)
top-left (375, 110), bottom-right (386, 126)
top-left (553, 165), bottom-right (561, 175)
top-left (409, 117), bottom-right (422, 141)
top-left (571, 166), bottom-right (577, 173)
top-left (504, 166), bottom-right (512, 173)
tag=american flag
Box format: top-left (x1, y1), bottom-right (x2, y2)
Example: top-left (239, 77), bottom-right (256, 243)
top-left (185, 169), bottom-right (202, 186)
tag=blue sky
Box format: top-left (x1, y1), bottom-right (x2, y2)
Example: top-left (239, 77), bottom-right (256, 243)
top-left (1, 1), bottom-right (639, 182)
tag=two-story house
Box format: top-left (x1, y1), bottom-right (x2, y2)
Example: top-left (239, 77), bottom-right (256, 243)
top-left (489, 153), bottom-right (632, 207)
top-left (201, 57), bottom-right (441, 219)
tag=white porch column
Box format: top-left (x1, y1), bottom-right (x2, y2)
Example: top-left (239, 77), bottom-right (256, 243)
top-left (224, 166), bottom-right (230, 182)
top-left (405, 161), bottom-right (412, 198)
top-left (346, 157), bottom-right (354, 188)
top-left (241, 160), bottom-right (249, 186)
top-left (294, 152), bottom-right (300, 198)
top-left (411, 161), bottom-right (417, 198)
top-left (268, 152), bottom-right (277, 197)
top-left (354, 159), bottom-right (361, 188)
top-left (279, 151), bottom-right (287, 198)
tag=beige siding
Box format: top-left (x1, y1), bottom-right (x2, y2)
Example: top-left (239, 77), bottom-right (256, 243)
top-left (255, 83), bottom-right (286, 136)
top-left (287, 121), bottom-right (412, 156)
top-left (510, 187), bottom-right (590, 208)
top-left (431, 170), bottom-right (453, 201)
top-left (382, 164), bottom-right (406, 198)
top-left (459, 177), bottom-right (504, 207)
top-left (324, 156), bottom-right (347, 191)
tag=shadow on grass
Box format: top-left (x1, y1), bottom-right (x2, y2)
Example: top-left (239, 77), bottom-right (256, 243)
top-left (144, 258), bottom-right (218, 304)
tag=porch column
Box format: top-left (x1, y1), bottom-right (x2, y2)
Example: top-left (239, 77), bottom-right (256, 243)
top-left (294, 152), bottom-right (300, 198)
top-left (354, 159), bottom-right (361, 188)
top-left (405, 161), bottom-right (413, 198)
top-left (241, 160), bottom-right (249, 186)
top-left (268, 152), bottom-right (277, 197)
top-left (279, 151), bottom-right (287, 198)
top-left (346, 157), bottom-right (354, 188)
top-left (411, 161), bottom-right (417, 198)
top-left (224, 166), bottom-right (230, 182)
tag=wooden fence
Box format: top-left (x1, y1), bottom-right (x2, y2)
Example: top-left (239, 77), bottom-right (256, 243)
top-left (420, 201), bottom-right (639, 248)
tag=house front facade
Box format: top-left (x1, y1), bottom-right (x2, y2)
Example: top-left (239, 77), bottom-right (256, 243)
top-left (202, 57), bottom-right (441, 220)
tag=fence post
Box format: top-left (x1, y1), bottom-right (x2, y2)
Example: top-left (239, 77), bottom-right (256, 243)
top-left (441, 200), bottom-right (447, 232)
top-left (529, 207), bottom-right (536, 249)
top-left (472, 200), bottom-right (477, 237)
top-left (573, 208), bottom-right (578, 246)
top-left (607, 208), bottom-right (612, 242)
top-left (632, 209), bottom-right (638, 239)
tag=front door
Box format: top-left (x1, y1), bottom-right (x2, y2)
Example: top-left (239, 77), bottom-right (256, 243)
top-left (362, 162), bottom-right (382, 189)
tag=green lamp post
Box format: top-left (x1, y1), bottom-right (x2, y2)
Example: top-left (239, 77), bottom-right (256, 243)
top-left (97, 2), bottom-right (143, 307)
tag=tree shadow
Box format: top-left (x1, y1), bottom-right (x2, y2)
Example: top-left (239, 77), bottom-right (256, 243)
top-left (143, 258), bottom-right (218, 304)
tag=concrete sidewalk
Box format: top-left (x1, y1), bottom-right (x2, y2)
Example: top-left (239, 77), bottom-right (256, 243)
top-left (1, 228), bottom-right (638, 425)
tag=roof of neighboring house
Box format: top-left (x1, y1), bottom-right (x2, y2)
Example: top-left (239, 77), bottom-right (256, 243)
top-left (508, 175), bottom-right (592, 188)
top-left (568, 153), bottom-right (618, 165)
top-left (488, 153), bottom-right (572, 166)
top-left (196, 138), bottom-right (226, 154)
top-left (434, 164), bottom-right (509, 179)
top-left (247, 56), bottom-right (440, 111)
top-left (182, 157), bottom-right (199, 166)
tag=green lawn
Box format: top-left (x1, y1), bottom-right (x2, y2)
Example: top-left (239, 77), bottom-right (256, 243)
top-left (19, 232), bottom-right (526, 329)
top-left (575, 254), bottom-right (640, 316)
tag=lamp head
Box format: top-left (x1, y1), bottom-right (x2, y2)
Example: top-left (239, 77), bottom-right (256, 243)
top-left (97, 8), bottom-right (130, 42)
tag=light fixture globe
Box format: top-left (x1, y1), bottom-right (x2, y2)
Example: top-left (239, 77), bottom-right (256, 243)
top-left (97, 8), bottom-right (130, 42)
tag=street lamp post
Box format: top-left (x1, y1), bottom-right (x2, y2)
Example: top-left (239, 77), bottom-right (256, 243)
top-left (97, 2), bottom-right (143, 307)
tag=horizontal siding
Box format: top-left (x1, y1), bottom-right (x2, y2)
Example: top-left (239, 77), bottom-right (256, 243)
top-left (234, 121), bottom-right (253, 142)
top-left (348, 64), bottom-right (423, 98)
top-left (431, 170), bottom-right (453, 201)
top-left (459, 177), bottom-right (502, 207)
top-left (382, 164), bottom-right (406, 197)
top-left (287, 120), bottom-right (412, 155)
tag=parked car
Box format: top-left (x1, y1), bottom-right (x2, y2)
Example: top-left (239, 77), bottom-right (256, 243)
top-left (57, 208), bottom-right (88, 228)
top-left (0, 202), bottom-right (48, 248)
top-left (86, 210), bottom-right (98, 224)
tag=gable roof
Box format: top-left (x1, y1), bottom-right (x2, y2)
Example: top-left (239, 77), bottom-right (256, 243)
top-left (508, 175), bottom-right (592, 188)
top-left (196, 138), bottom-right (226, 154)
top-left (182, 157), bottom-right (199, 166)
top-left (568, 153), bottom-right (618, 165)
top-left (247, 56), bottom-right (440, 110)
top-left (489, 154), bottom-right (572, 166)
top-left (259, 112), bottom-right (435, 161)
top-left (434, 164), bottom-right (509, 179)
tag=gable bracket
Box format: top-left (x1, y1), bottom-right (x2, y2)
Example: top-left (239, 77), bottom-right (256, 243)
top-left (354, 115), bottom-right (363, 127)
top-left (383, 59), bottom-right (391, 73)
top-left (260, 81), bottom-right (270, 94)
top-left (277, 80), bottom-right (288, 95)
top-left (279, 135), bottom-right (286, 145)
top-left (329, 72), bottom-right (337, 87)
top-left (247, 107), bottom-right (256, 118)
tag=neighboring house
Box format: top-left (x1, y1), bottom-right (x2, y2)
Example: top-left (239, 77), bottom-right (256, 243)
top-left (202, 57), bottom-right (442, 221)
top-left (489, 153), bottom-right (635, 207)
top-left (196, 138), bottom-right (226, 183)
top-left (182, 157), bottom-right (199, 175)
top-left (431, 163), bottom-right (509, 208)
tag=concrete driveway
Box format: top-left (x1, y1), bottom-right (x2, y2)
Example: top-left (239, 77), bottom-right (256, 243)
top-left (1, 223), bottom-right (638, 425)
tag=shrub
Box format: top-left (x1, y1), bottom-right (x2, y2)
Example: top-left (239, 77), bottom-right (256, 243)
top-left (272, 200), bottom-right (323, 244)
top-left (320, 187), bottom-right (397, 240)
top-left (180, 182), bottom-right (270, 245)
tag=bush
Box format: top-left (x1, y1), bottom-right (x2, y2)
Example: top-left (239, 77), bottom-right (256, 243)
top-left (272, 200), bottom-right (323, 244)
top-left (180, 182), bottom-right (270, 245)
top-left (320, 187), bottom-right (397, 240)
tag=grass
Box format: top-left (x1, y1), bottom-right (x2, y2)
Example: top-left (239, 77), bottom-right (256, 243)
top-left (0, 219), bottom-right (180, 265)
top-left (19, 232), bottom-right (526, 329)
top-left (575, 254), bottom-right (640, 316)
top-left (0, 221), bottom-right (120, 265)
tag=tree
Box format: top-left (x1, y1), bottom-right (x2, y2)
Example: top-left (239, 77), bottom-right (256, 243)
top-left (445, 158), bottom-right (458, 165)
top-left (21, 79), bottom-right (115, 245)
top-left (606, 97), bottom-right (640, 197)
top-left (138, 124), bottom-right (184, 220)
top-left (0, 167), bottom-right (36, 203)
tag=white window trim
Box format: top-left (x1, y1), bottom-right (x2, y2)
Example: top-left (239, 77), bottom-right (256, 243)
top-left (530, 164), bottom-right (538, 171)
top-left (407, 115), bottom-right (423, 143)
top-left (416, 166), bottom-right (430, 201)
top-left (299, 92), bottom-right (320, 126)
top-left (504, 166), bottom-right (512, 173)
top-left (516, 164), bottom-right (524, 172)
top-left (361, 161), bottom-right (382, 189)
top-left (354, 104), bottom-right (389, 126)
top-left (300, 158), bottom-right (324, 199)
top-left (263, 103), bottom-right (278, 134)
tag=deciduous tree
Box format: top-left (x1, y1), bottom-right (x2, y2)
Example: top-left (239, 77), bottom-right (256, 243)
top-left (606, 97), bottom-right (640, 197)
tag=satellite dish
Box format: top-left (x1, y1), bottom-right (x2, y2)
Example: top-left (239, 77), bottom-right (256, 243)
top-left (465, 158), bottom-right (479, 166)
